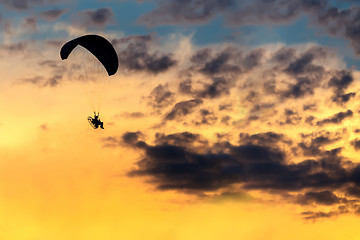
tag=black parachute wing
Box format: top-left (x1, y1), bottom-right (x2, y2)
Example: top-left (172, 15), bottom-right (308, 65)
top-left (60, 34), bottom-right (118, 76)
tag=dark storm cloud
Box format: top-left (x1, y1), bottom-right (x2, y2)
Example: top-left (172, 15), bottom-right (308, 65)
top-left (77, 8), bottom-right (114, 28)
top-left (39, 9), bottom-right (66, 21)
top-left (117, 129), bottom-right (360, 219)
top-left (114, 34), bottom-right (176, 74)
top-left (346, 186), bottom-right (360, 198)
top-left (147, 84), bottom-right (175, 110)
top-left (165, 99), bottom-right (203, 121)
top-left (316, 110), bottom-right (353, 126)
top-left (297, 191), bottom-right (344, 205)
top-left (121, 131), bottom-right (360, 193)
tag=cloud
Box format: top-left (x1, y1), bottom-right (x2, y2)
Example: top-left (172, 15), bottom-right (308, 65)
top-left (21, 17), bottom-right (37, 32)
top-left (139, 0), bottom-right (360, 55)
top-left (298, 130), bottom-right (344, 157)
top-left (285, 51), bottom-right (325, 76)
top-left (121, 112), bottom-right (145, 119)
top-left (297, 191), bottom-right (345, 205)
top-left (165, 99), bottom-right (203, 121)
top-left (76, 8), bottom-right (114, 28)
top-left (138, 0), bottom-right (235, 26)
top-left (21, 74), bottom-right (63, 87)
top-left (328, 70), bottom-right (355, 105)
top-left (154, 132), bottom-right (209, 151)
top-left (179, 46), bottom-right (264, 100)
top-left (331, 92), bottom-right (356, 105)
top-left (120, 131), bottom-right (359, 194)
top-left (114, 34), bottom-right (177, 74)
top-left (0, 0), bottom-right (61, 10)
top-left (0, 41), bottom-right (27, 54)
top-left (351, 139), bottom-right (360, 151)
top-left (180, 44), bottom-right (336, 105)
top-left (316, 110), bottom-right (353, 126)
top-left (38, 9), bottom-right (66, 21)
top-left (239, 132), bottom-right (291, 146)
top-left (20, 58), bottom-right (66, 87)
top-left (122, 131), bottom-right (146, 146)
top-left (194, 109), bottom-right (218, 125)
top-left (39, 124), bottom-right (48, 131)
top-left (147, 84), bottom-right (176, 110)
top-left (318, 5), bottom-right (360, 55)
top-left (346, 186), bottom-right (360, 198)
top-left (301, 205), bottom-right (351, 221)
top-left (278, 109), bottom-right (302, 125)
top-left (199, 47), bottom-right (242, 75)
top-left (271, 47), bottom-right (296, 64)
top-left (301, 211), bottom-right (338, 220)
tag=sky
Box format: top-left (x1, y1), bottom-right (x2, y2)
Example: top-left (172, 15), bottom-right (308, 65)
top-left (1, 0), bottom-right (360, 239)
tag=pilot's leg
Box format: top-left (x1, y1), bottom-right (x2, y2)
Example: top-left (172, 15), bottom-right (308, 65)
top-left (100, 122), bottom-right (104, 129)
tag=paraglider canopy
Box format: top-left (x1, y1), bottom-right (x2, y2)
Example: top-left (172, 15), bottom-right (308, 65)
top-left (60, 34), bottom-right (118, 76)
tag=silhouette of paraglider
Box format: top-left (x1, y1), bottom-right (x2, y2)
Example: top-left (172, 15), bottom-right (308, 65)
top-left (60, 34), bottom-right (118, 129)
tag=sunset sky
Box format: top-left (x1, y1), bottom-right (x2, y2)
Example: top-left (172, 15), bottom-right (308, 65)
top-left (1, 0), bottom-right (360, 239)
